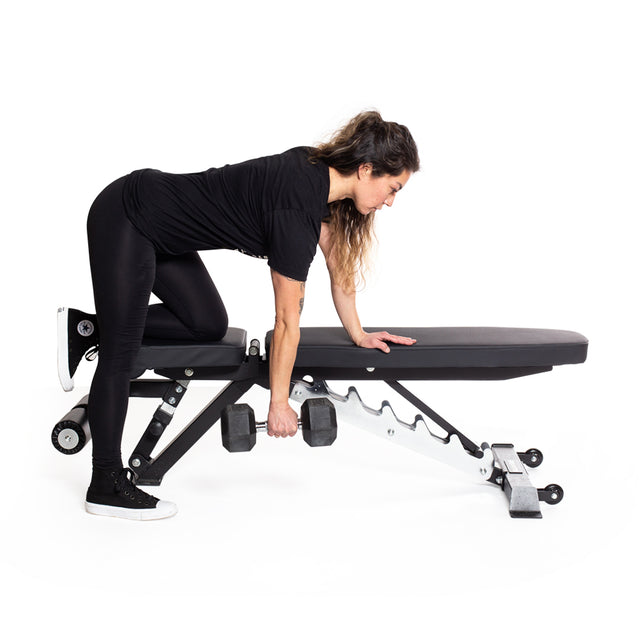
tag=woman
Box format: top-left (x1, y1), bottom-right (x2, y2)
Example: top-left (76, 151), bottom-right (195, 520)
top-left (58, 110), bottom-right (420, 520)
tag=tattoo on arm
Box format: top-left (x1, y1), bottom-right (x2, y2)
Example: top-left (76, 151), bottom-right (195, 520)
top-left (286, 278), bottom-right (305, 314)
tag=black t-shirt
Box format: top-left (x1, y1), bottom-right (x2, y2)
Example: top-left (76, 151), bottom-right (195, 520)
top-left (122, 146), bottom-right (330, 281)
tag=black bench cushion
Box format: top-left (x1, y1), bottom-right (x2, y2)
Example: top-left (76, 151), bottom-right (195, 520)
top-left (131, 326), bottom-right (588, 373)
top-left (266, 327), bottom-right (588, 369)
top-left (132, 327), bottom-right (247, 373)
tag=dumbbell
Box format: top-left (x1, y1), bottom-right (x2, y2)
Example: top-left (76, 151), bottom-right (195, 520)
top-left (221, 398), bottom-right (337, 452)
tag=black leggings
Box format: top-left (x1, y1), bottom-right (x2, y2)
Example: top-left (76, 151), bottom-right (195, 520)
top-left (87, 177), bottom-right (228, 470)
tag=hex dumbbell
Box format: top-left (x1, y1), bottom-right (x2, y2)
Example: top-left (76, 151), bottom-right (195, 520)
top-left (221, 398), bottom-right (337, 452)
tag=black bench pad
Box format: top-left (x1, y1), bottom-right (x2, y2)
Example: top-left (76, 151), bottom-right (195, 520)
top-left (267, 327), bottom-right (588, 370)
top-left (133, 327), bottom-right (247, 373)
top-left (132, 326), bottom-right (588, 373)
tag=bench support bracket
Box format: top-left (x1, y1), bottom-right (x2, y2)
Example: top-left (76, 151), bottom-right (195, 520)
top-left (290, 378), bottom-right (562, 518)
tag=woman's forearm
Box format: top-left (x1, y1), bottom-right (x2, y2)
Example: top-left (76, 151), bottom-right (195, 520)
top-left (330, 280), bottom-right (366, 345)
top-left (268, 321), bottom-right (301, 405)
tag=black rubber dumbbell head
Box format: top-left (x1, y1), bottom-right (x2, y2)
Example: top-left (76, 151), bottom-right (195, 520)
top-left (300, 398), bottom-right (337, 447)
top-left (221, 403), bottom-right (257, 452)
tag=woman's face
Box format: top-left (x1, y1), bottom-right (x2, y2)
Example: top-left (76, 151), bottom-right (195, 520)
top-left (352, 165), bottom-right (412, 215)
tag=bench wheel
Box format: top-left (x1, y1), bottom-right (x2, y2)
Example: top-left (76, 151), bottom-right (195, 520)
top-left (542, 484), bottom-right (564, 505)
top-left (523, 448), bottom-right (543, 468)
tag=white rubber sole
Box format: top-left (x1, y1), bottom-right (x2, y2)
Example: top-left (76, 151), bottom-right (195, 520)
top-left (57, 307), bottom-right (73, 392)
top-left (85, 500), bottom-right (178, 521)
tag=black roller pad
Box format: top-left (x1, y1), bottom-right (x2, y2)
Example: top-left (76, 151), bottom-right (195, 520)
top-left (301, 398), bottom-right (337, 447)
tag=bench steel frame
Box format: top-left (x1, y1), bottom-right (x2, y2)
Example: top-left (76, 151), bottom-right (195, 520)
top-left (119, 339), bottom-right (566, 519)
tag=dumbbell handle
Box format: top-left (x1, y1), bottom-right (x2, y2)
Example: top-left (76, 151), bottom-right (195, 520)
top-left (255, 419), bottom-right (304, 432)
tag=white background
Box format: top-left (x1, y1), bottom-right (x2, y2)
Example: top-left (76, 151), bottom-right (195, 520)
top-left (2, 1), bottom-right (638, 637)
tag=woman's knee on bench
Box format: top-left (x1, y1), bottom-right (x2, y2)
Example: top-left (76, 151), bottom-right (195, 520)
top-left (184, 305), bottom-right (228, 342)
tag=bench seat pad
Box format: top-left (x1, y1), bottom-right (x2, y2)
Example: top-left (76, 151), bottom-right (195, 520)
top-left (267, 327), bottom-right (588, 369)
top-left (134, 327), bottom-right (247, 372)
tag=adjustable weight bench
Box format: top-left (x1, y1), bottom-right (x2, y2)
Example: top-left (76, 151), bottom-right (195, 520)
top-left (53, 326), bottom-right (588, 518)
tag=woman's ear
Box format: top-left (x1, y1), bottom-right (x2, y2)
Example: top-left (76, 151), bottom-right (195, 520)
top-left (357, 163), bottom-right (373, 179)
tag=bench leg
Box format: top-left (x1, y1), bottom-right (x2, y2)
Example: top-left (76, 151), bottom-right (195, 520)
top-left (290, 379), bottom-right (494, 479)
top-left (133, 379), bottom-right (254, 486)
top-left (290, 378), bottom-right (563, 518)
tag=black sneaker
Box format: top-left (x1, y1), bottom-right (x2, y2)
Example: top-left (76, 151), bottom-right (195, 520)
top-left (85, 468), bottom-right (178, 521)
top-left (57, 307), bottom-right (99, 391)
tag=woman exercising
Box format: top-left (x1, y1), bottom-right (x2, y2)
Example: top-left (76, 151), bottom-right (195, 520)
top-left (59, 110), bottom-right (420, 520)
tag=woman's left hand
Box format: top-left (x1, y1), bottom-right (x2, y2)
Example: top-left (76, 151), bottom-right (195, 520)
top-left (356, 331), bottom-right (416, 353)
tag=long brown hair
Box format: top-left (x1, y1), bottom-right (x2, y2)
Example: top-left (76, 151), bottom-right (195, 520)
top-left (309, 110), bottom-right (420, 291)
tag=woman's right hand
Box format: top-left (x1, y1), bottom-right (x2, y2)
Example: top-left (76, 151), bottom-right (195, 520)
top-left (356, 330), bottom-right (416, 352)
top-left (267, 401), bottom-right (299, 438)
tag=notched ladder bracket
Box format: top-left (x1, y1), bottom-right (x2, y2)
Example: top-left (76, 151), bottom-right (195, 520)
top-left (290, 379), bottom-right (562, 519)
top-left (290, 379), bottom-right (494, 479)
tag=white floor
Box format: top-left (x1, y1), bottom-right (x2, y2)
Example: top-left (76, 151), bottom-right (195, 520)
top-left (8, 356), bottom-right (637, 639)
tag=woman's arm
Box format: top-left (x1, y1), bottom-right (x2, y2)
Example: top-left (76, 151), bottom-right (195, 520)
top-left (319, 222), bottom-right (416, 352)
top-left (268, 269), bottom-right (305, 437)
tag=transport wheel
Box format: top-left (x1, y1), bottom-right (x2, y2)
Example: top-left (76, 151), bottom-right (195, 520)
top-left (543, 484), bottom-right (564, 505)
top-left (524, 448), bottom-right (543, 467)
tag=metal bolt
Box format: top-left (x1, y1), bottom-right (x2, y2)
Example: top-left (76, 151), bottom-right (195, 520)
top-left (131, 458), bottom-right (141, 468)
top-left (366, 367), bottom-right (375, 373)
top-left (175, 386), bottom-right (183, 393)
top-left (64, 435), bottom-right (72, 443)
top-left (168, 397), bottom-right (176, 405)
top-left (185, 368), bottom-right (194, 377)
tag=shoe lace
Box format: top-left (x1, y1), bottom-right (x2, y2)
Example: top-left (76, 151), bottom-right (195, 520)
top-left (114, 468), bottom-right (155, 505)
top-left (85, 345), bottom-right (99, 361)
